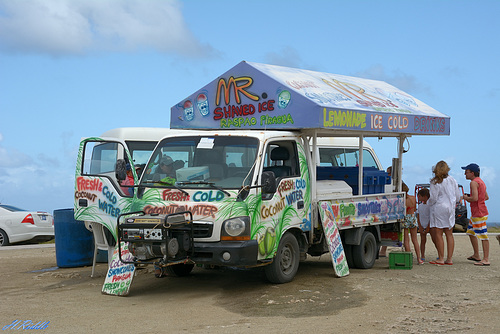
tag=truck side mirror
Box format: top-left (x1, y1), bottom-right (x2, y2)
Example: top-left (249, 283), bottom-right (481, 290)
top-left (261, 171), bottom-right (277, 194)
top-left (115, 159), bottom-right (127, 181)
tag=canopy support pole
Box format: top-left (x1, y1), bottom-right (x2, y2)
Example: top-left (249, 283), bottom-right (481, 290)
top-left (358, 136), bottom-right (364, 195)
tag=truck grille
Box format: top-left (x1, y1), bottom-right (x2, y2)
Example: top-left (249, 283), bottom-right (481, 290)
top-left (192, 221), bottom-right (213, 238)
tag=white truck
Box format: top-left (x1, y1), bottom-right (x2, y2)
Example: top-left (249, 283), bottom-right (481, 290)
top-left (75, 62), bottom-right (451, 289)
top-left (114, 62), bottom-right (450, 285)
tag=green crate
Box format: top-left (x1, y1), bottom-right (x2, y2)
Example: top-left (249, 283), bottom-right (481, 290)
top-left (389, 251), bottom-right (413, 270)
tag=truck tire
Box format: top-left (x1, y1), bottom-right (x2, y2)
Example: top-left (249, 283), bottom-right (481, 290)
top-left (165, 263), bottom-right (194, 277)
top-left (265, 232), bottom-right (299, 284)
top-left (352, 231), bottom-right (377, 269)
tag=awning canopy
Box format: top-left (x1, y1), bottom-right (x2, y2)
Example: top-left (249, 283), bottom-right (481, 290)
top-left (170, 61), bottom-right (450, 137)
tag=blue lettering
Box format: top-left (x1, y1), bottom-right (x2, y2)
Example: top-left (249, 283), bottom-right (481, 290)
top-left (193, 191), bottom-right (225, 202)
top-left (98, 199), bottom-right (121, 217)
top-left (285, 190), bottom-right (303, 206)
top-left (102, 186), bottom-right (117, 204)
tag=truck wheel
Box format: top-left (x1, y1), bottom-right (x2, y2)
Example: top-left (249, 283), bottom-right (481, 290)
top-left (264, 232), bottom-right (299, 284)
top-left (165, 263), bottom-right (194, 277)
top-left (352, 231), bottom-right (377, 269)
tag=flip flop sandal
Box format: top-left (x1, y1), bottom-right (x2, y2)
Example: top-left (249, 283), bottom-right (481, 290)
top-left (467, 256), bottom-right (481, 261)
top-left (474, 262), bottom-right (491, 266)
top-left (429, 261), bottom-right (445, 265)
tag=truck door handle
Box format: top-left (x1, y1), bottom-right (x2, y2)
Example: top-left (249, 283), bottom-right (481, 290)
top-left (297, 201), bottom-right (304, 209)
top-left (79, 199), bottom-right (88, 207)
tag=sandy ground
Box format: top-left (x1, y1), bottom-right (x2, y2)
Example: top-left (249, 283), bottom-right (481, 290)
top-left (1, 234), bottom-right (499, 334)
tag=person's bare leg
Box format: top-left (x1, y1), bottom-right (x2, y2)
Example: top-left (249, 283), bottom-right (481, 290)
top-left (468, 235), bottom-right (480, 260)
top-left (379, 246), bottom-right (387, 257)
top-left (411, 228), bottom-right (422, 264)
top-left (420, 232), bottom-right (427, 260)
top-left (481, 239), bottom-right (490, 264)
top-left (433, 229), bottom-right (445, 264)
top-left (444, 228), bottom-right (454, 263)
top-left (403, 229), bottom-right (410, 252)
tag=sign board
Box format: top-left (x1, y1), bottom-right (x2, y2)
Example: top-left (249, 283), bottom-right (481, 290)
top-left (318, 201), bottom-right (349, 277)
top-left (171, 61), bottom-right (450, 136)
top-left (102, 242), bottom-right (135, 296)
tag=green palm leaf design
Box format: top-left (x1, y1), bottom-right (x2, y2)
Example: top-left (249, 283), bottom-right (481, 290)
top-left (216, 190), bottom-right (264, 240)
top-left (128, 188), bottom-right (163, 212)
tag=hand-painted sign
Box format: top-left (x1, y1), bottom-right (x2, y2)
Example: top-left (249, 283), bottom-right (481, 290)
top-left (318, 201), bottom-right (349, 277)
top-left (102, 242), bottom-right (135, 296)
top-left (328, 193), bottom-right (405, 228)
top-left (171, 61), bottom-right (450, 136)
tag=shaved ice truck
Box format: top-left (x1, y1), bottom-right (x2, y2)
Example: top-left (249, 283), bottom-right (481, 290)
top-left (80, 62), bottom-right (450, 292)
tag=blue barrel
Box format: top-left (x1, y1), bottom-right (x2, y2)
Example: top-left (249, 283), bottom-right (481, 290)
top-left (53, 209), bottom-right (94, 268)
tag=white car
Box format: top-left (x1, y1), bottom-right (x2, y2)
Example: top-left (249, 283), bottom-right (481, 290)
top-left (0, 204), bottom-right (54, 246)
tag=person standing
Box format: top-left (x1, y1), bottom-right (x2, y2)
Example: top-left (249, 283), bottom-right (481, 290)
top-left (428, 161), bottom-right (461, 265)
top-left (417, 188), bottom-right (431, 262)
top-left (462, 163), bottom-right (490, 266)
top-left (402, 183), bottom-right (423, 264)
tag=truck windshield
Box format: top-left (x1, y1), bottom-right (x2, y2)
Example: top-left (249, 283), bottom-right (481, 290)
top-left (141, 136), bottom-right (259, 189)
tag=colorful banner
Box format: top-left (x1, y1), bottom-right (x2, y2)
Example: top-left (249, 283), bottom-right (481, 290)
top-left (170, 61), bottom-right (450, 136)
top-left (318, 201), bottom-right (349, 277)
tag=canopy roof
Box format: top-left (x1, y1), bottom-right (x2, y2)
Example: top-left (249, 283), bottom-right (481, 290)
top-left (170, 61), bottom-right (450, 137)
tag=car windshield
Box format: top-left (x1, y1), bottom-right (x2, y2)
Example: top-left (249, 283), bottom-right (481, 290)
top-left (0, 204), bottom-right (27, 212)
top-left (141, 136), bottom-right (259, 189)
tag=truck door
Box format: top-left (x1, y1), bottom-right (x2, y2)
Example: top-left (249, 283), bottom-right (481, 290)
top-left (260, 139), bottom-right (311, 255)
top-left (74, 139), bottom-right (135, 240)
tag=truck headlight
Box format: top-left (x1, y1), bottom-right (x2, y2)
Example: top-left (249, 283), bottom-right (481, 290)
top-left (221, 216), bottom-right (250, 241)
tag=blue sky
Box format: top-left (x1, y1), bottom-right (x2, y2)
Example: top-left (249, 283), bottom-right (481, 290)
top-left (0, 0), bottom-right (499, 221)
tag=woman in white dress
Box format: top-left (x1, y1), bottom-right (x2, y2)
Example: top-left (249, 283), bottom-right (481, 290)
top-left (428, 161), bottom-right (461, 265)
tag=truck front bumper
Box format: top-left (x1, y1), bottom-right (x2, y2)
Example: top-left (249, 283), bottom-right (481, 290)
top-left (192, 240), bottom-right (259, 267)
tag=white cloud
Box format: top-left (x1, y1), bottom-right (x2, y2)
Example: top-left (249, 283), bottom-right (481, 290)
top-left (264, 46), bottom-right (304, 69)
top-left (0, 145), bottom-right (33, 168)
top-left (0, 0), bottom-right (212, 57)
top-left (480, 166), bottom-right (496, 185)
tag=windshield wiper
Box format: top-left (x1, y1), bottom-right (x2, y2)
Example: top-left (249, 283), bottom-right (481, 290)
top-left (176, 181), bottom-right (231, 197)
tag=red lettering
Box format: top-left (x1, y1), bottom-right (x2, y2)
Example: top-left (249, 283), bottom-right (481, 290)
top-left (162, 189), bottom-right (190, 201)
top-left (77, 177), bottom-right (102, 192)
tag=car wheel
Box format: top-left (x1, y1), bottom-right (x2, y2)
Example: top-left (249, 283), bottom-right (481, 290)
top-left (264, 232), bottom-right (300, 284)
top-left (0, 229), bottom-right (10, 246)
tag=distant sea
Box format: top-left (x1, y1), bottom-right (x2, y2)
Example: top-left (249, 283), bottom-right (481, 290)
top-left (487, 222), bottom-right (500, 229)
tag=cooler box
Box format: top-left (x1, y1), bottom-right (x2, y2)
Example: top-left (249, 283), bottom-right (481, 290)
top-left (316, 166), bottom-right (390, 195)
top-left (176, 166), bottom-right (210, 182)
top-left (389, 251), bottom-right (413, 270)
